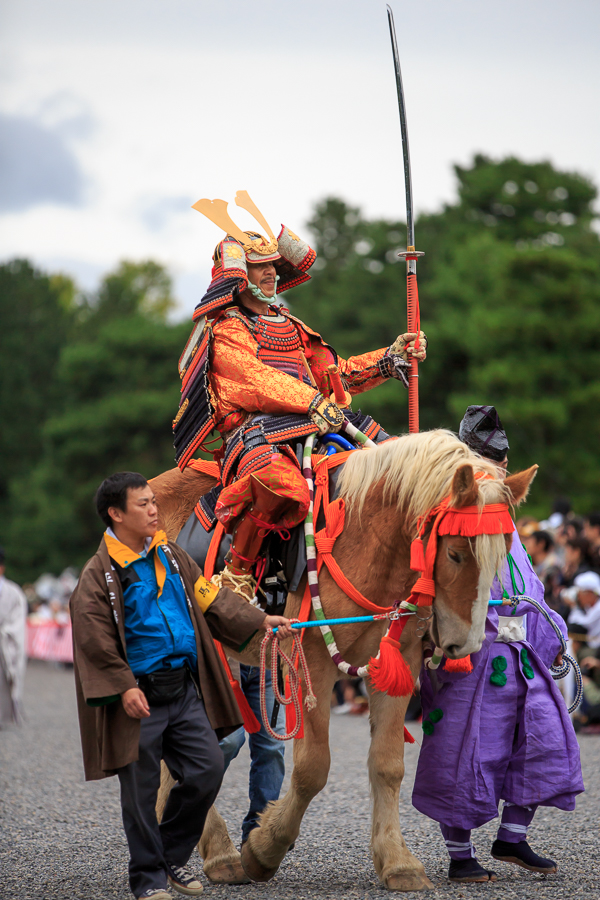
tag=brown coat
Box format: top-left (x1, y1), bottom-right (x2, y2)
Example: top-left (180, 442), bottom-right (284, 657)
top-left (70, 537), bottom-right (265, 781)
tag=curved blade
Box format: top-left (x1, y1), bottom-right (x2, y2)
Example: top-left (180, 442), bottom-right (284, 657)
top-left (386, 5), bottom-right (414, 250)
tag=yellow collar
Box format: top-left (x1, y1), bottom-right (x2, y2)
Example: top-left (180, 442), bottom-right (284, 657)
top-left (104, 530), bottom-right (169, 597)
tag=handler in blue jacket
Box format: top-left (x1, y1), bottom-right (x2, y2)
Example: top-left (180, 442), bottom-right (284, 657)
top-left (71, 471), bottom-right (292, 900)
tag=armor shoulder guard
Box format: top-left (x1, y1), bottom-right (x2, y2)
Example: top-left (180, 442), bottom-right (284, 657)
top-left (173, 320), bottom-right (217, 470)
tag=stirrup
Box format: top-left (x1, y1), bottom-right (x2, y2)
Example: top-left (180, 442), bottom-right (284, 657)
top-left (213, 567), bottom-right (257, 605)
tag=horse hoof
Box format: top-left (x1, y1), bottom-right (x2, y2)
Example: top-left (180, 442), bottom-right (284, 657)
top-left (384, 871), bottom-right (434, 892)
top-left (240, 839), bottom-right (280, 883)
top-left (205, 861), bottom-right (251, 885)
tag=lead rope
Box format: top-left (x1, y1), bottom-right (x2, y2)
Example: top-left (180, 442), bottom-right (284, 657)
top-left (259, 622), bottom-right (317, 741)
top-left (504, 594), bottom-right (583, 714)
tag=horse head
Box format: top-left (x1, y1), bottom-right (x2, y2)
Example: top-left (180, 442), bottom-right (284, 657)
top-left (431, 462), bottom-right (538, 659)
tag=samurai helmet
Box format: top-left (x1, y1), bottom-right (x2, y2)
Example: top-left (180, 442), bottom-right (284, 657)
top-left (192, 190), bottom-right (316, 319)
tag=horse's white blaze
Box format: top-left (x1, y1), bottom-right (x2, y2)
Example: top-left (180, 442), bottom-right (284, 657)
top-left (461, 571), bottom-right (493, 656)
top-left (434, 571), bottom-right (494, 658)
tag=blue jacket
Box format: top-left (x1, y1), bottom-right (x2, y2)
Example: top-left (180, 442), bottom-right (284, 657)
top-left (105, 531), bottom-right (198, 677)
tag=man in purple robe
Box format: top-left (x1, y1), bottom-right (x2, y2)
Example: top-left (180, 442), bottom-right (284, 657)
top-left (412, 406), bottom-right (584, 883)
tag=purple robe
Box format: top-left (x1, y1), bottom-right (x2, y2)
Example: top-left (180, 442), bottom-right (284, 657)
top-left (412, 529), bottom-right (584, 830)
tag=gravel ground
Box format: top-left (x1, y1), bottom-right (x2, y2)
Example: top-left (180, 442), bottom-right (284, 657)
top-left (1, 660), bottom-right (599, 900)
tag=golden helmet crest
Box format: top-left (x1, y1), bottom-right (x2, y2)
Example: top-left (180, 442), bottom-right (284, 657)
top-left (193, 191), bottom-right (280, 263)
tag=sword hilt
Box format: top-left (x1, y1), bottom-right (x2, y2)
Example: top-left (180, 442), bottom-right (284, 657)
top-left (327, 364), bottom-right (352, 408)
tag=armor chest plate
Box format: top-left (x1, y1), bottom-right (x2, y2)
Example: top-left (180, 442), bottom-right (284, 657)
top-left (252, 314), bottom-right (302, 352)
top-left (252, 314), bottom-right (312, 385)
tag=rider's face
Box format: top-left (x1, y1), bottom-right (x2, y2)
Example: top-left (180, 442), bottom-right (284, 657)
top-left (248, 261), bottom-right (277, 298)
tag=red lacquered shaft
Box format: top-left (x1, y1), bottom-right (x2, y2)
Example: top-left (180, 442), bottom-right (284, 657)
top-left (406, 271), bottom-right (419, 433)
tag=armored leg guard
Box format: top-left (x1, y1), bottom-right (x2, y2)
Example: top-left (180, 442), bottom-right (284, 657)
top-left (220, 474), bottom-right (295, 603)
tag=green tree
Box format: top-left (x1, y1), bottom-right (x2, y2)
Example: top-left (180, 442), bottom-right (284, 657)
top-left (291, 156), bottom-right (600, 515)
top-left (0, 259), bottom-right (75, 525)
top-left (5, 261), bottom-right (189, 580)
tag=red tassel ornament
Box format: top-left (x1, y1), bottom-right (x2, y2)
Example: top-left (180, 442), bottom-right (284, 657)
top-left (410, 537), bottom-right (426, 572)
top-left (231, 680), bottom-right (261, 733)
top-left (285, 675), bottom-right (304, 739)
top-left (403, 726), bottom-right (416, 744)
top-left (443, 655), bottom-right (473, 674)
top-left (368, 618), bottom-right (414, 697)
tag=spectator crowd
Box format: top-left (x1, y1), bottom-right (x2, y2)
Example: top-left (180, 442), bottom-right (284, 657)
top-left (516, 502), bottom-right (600, 732)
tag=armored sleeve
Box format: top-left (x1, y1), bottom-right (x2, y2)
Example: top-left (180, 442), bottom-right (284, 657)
top-left (336, 348), bottom-right (390, 395)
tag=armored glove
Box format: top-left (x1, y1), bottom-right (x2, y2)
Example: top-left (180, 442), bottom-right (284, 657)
top-left (389, 331), bottom-right (428, 362)
top-left (308, 393), bottom-right (345, 436)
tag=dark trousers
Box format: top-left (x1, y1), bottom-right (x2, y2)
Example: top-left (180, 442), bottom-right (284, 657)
top-left (117, 681), bottom-right (224, 897)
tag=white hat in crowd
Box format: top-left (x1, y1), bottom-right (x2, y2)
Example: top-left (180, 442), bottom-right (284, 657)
top-left (574, 571), bottom-right (600, 595)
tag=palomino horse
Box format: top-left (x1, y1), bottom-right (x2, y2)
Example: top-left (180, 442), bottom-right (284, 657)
top-left (152, 429), bottom-right (536, 891)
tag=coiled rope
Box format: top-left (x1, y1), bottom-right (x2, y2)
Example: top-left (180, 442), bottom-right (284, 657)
top-left (503, 594), bottom-right (583, 714)
top-left (259, 622), bottom-right (317, 741)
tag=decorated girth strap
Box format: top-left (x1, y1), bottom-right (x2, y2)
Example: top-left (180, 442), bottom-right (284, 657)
top-left (370, 490), bottom-right (514, 695)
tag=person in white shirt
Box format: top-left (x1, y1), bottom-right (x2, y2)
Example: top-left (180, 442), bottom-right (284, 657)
top-left (568, 571), bottom-right (600, 648)
top-left (0, 546), bottom-right (28, 726)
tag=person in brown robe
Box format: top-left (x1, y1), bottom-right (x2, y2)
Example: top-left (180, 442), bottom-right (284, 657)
top-left (70, 471), bottom-right (292, 900)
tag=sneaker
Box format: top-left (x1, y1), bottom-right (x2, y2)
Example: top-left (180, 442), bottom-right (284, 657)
top-left (136, 890), bottom-right (171, 900)
top-left (491, 839), bottom-right (557, 874)
top-left (166, 863), bottom-right (204, 896)
top-left (448, 858), bottom-right (497, 883)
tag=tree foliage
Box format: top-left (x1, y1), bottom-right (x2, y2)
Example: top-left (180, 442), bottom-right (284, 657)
top-left (1, 261), bottom-right (188, 581)
top-left (291, 155), bottom-right (600, 514)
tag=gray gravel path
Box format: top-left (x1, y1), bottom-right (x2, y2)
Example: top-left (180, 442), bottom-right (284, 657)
top-left (1, 660), bottom-right (598, 900)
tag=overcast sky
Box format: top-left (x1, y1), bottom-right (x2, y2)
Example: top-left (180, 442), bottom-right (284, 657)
top-left (1, 0), bottom-right (599, 317)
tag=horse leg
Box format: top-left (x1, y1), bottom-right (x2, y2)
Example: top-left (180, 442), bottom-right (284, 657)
top-left (241, 640), bottom-right (337, 882)
top-left (366, 684), bottom-right (433, 892)
top-left (157, 762), bottom-right (248, 884)
top-left (197, 805), bottom-right (250, 884)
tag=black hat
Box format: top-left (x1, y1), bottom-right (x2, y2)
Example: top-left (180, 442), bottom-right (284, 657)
top-left (458, 405), bottom-right (509, 463)
top-left (567, 622), bottom-right (588, 639)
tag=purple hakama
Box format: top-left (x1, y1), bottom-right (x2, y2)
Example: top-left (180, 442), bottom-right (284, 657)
top-left (412, 530), bottom-right (584, 831)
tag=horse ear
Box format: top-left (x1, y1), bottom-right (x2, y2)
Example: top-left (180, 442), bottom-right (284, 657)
top-left (450, 464), bottom-right (479, 508)
top-left (504, 465), bottom-right (539, 505)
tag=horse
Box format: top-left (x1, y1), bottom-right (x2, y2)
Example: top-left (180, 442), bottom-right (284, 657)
top-left (151, 429), bottom-right (537, 891)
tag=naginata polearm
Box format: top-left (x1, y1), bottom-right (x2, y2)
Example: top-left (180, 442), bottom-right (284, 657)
top-left (386, 4), bottom-right (424, 434)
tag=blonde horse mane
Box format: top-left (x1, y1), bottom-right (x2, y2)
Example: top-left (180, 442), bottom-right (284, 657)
top-left (337, 429), bottom-right (512, 587)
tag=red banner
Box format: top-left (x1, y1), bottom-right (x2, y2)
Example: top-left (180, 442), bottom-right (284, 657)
top-left (27, 621), bottom-right (73, 663)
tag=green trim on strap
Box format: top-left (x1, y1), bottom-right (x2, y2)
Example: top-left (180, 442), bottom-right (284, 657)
top-left (501, 553), bottom-right (526, 613)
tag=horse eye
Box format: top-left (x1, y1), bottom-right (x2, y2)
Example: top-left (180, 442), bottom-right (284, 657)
top-left (448, 550), bottom-right (461, 564)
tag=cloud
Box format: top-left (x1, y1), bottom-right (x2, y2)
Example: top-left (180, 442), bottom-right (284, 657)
top-left (0, 112), bottom-right (86, 213)
top-left (138, 195), bottom-right (194, 232)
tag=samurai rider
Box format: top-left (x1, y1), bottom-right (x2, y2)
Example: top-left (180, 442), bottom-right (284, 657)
top-left (173, 191), bottom-right (427, 602)
top-left (412, 406), bottom-right (584, 884)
